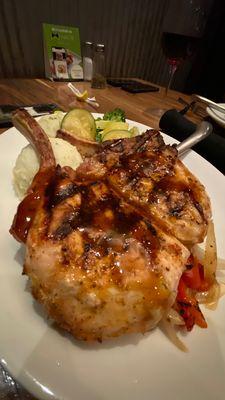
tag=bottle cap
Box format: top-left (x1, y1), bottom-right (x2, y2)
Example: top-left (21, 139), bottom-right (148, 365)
top-left (96, 43), bottom-right (105, 52)
top-left (84, 41), bottom-right (93, 47)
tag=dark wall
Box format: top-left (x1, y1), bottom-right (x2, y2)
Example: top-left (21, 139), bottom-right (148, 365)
top-left (0, 0), bottom-right (170, 85)
top-left (185, 0), bottom-right (225, 101)
top-left (0, 0), bottom-right (218, 95)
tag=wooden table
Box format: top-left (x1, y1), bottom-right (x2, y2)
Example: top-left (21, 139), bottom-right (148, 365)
top-left (0, 78), bottom-right (204, 136)
top-left (0, 78), bottom-right (204, 400)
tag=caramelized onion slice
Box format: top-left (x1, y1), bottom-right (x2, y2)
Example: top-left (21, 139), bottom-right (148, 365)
top-left (160, 318), bottom-right (188, 353)
top-left (167, 308), bottom-right (185, 326)
top-left (192, 245), bottom-right (225, 271)
top-left (204, 220), bottom-right (217, 282)
top-left (196, 281), bottom-right (220, 309)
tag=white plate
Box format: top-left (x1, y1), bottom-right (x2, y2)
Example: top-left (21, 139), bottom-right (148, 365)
top-left (206, 103), bottom-right (225, 129)
top-left (0, 114), bottom-right (225, 400)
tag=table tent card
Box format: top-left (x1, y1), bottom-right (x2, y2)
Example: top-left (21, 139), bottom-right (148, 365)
top-left (43, 23), bottom-right (83, 81)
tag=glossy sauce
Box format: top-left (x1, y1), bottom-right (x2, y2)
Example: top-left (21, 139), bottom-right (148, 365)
top-left (47, 175), bottom-right (167, 303)
top-left (11, 164), bottom-right (170, 307)
top-left (10, 168), bottom-right (55, 242)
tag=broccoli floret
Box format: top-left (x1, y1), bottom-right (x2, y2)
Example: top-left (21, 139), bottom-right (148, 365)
top-left (103, 108), bottom-right (125, 122)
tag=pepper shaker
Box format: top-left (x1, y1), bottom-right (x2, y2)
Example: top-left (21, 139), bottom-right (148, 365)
top-left (91, 44), bottom-right (106, 89)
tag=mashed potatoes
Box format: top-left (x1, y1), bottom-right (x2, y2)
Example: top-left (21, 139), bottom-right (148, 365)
top-left (38, 111), bottom-right (64, 138)
top-left (13, 138), bottom-right (82, 199)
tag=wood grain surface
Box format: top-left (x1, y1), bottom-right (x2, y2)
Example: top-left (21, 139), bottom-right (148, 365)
top-left (0, 78), bottom-right (204, 136)
top-left (0, 78), bottom-right (204, 400)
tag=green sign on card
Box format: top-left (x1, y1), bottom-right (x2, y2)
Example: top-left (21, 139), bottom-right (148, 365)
top-left (43, 23), bottom-right (83, 81)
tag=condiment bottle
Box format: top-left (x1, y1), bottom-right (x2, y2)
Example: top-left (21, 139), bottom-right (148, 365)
top-left (91, 44), bottom-right (106, 89)
top-left (82, 41), bottom-right (93, 81)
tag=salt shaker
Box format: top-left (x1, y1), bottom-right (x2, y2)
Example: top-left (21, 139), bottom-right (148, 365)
top-left (91, 44), bottom-right (106, 89)
top-left (82, 41), bottom-right (93, 81)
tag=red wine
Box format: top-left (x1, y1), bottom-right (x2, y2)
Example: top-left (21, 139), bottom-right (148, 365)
top-left (162, 32), bottom-right (199, 64)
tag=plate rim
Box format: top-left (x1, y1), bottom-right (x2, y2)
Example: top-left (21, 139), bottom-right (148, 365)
top-left (0, 114), bottom-right (225, 400)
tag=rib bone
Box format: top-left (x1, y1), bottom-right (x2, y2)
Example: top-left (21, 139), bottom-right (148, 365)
top-left (12, 109), bottom-right (55, 170)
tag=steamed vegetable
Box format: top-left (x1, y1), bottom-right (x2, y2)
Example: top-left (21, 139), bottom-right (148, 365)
top-left (100, 122), bottom-right (129, 136)
top-left (95, 108), bottom-right (139, 142)
top-left (60, 107), bottom-right (139, 143)
top-left (102, 129), bottom-right (131, 142)
top-left (61, 109), bottom-right (96, 141)
top-left (103, 108), bottom-right (125, 122)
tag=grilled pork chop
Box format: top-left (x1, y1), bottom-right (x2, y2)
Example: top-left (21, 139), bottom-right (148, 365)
top-left (74, 131), bottom-right (211, 245)
top-left (10, 110), bottom-right (210, 341)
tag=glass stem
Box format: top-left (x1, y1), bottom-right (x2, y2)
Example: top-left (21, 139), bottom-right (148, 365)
top-left (165, 64), bottom-right (178, 96)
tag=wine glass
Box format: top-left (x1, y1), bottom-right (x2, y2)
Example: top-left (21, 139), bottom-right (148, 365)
top-left (162, 32), bottom-right (199, 93)
top-left (144, 31), bottom-right (199, 118)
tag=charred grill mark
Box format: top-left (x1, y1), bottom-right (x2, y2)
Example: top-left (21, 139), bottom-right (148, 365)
top-left (108, 146), bottom-right (177, 198)
top-left (11, 119), bottom-right (210, 270)
top-left (44, 166), bottom-right (64, 209)
top-left (100, 130), bottom-right (163, 169)
top-left (150, 176), bottom-right (206, 220)
top-left (136, 144), bottom-right (147, 153)
top-left (193, 200), bottom-right (204, 220)
top-left (131, 135), bottom-right (150, 153)
top-left (45, 167), bottom-right (82, 210)
top-left (184, 175), bottom-right (207, 221)
top-left (102, 138), bottom-right (123, 151)
top-left (139, 156), bottom-right (172, 179)
top-left (169, 206), bottom-right (184, 217)
top-left (168, 193), bottom-right (187, 217)
top-left (51, 184), bottom-right (80, 207)
top-left (102, 130), bottom-right (151, 154)
top-left (154, 177), bottom-right (190, 194)
top-left (80, 231), bottom-right (113, 270)
top-left (133, 130), bottom-right (159, 149)
top-left (61, 245), bottom-right (70, 265)
top-left (52, 210), bottom-right (79, 239)
top-left (84, 243), bottom-right (92, 254)
top-left (146, 222), bottom-right (157, 236)
top-left (82, 242), bottom-right (93, 270)
top-left (49, 179), bottom-right (144, 241)
top-left (107, 140), bottom-right (125, 152)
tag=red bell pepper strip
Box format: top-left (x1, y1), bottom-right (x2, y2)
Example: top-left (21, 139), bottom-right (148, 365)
top-left (182, 256), bottom-right (211, 292)
top-left (176, 256), bottom-right (208, 331)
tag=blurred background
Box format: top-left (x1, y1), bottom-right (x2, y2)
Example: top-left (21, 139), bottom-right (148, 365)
top-left (0, 0), bottom-right (224, 101)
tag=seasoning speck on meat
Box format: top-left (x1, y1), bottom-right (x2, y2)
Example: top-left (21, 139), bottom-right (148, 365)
top-left (10, 110), bottom-right (211, 341)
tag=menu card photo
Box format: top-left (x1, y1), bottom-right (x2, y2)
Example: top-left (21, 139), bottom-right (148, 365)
top-left (43, 23), bottom-right (83, 81)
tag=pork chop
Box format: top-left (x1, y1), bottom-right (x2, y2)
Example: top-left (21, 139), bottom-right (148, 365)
top-left (10, 109), bottom-right (211, 341)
